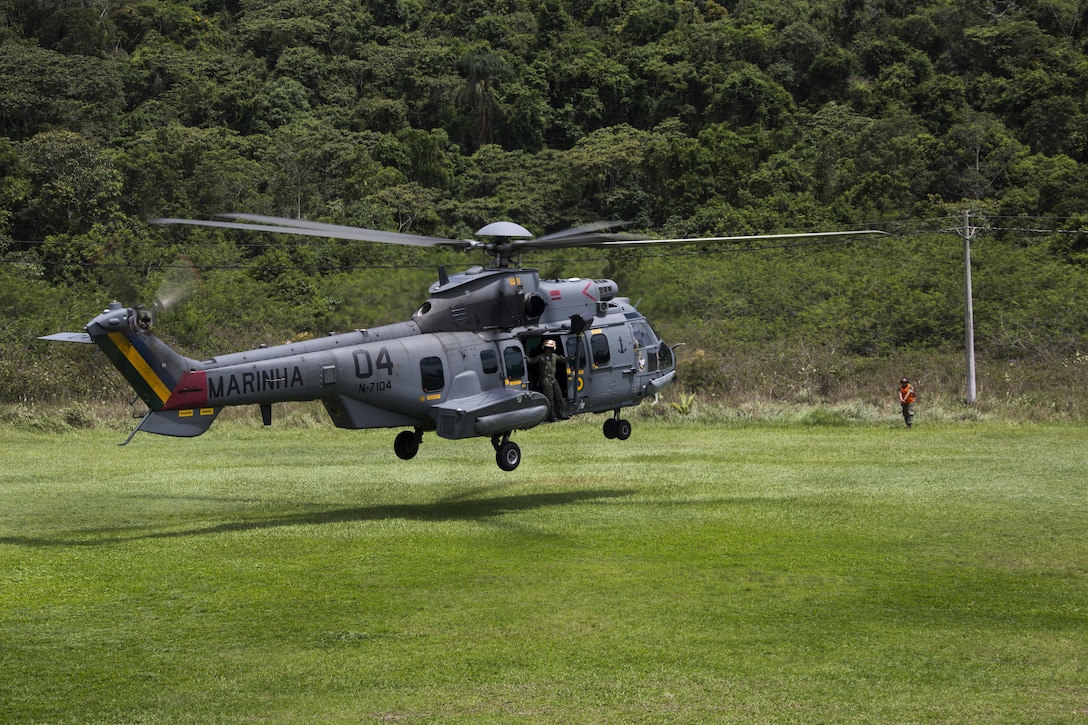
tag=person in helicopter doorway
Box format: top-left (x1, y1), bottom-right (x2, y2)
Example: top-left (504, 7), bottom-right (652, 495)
top-left (529, 338), bottom-right (567, 421)
top-left (898, 377), bottom-right (917, 429)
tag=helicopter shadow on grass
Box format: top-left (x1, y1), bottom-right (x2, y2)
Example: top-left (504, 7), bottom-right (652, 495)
top-left (0, 487), bottom-right (636, 548)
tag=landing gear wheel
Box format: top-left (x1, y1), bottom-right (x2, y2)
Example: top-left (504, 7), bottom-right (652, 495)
top-left (496, 441), bottom-right (522, 471)
top-left (394, 429), bottom-right (421, 460)
top-left (603, 417), bottom-right (631, 440)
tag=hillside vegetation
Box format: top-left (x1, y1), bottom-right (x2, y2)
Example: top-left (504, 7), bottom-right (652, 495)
top-left (2, 0), bottom-right (1087, 417)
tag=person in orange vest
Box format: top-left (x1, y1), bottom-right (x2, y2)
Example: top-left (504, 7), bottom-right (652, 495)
top-left (898, 377), bottom-right (916, 428)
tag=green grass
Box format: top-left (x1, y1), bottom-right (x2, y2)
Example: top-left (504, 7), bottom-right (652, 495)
top-left (2, 418), bottom-right (1087, 723)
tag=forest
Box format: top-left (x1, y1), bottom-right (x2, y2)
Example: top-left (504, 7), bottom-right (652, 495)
top-left (2, 0), bottom-right (1087, 418)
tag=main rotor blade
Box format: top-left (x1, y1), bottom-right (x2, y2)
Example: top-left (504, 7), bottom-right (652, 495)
top-left (153, 215), bottom-right (473, 249)
top-left (530, 221), bottom-right (632, 242)
top-left (594, 229), bottom-right (890, 247)
top-left (152, 215), bottom-right (888, 259)
top-left (511, 221), bottom-right (643, 250)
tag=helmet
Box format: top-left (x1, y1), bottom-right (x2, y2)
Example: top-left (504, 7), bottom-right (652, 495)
top-left (543, 339), bottom-right (556, 349)
top-left (901, 378), bottom-right (909, 384)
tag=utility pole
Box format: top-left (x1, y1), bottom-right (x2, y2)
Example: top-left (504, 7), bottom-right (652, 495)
top-left (962, 210), bottom-right (977, 404)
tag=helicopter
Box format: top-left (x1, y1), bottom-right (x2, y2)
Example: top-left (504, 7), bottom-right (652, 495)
top-left (41, 216), bottom-right (883, 470)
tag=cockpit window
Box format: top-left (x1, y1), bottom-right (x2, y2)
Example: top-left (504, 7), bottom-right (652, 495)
top-left (629, 320), bottom-right (659, 372)
top-left (629, 319), bottom-right (656, 348)
top-left (658, 341), bottom-right (674, 369)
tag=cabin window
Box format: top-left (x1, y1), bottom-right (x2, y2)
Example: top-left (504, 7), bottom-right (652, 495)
top-left (503, 346), bottom-right (525, 380)
top-left (481, 349), bottom-right (498, 375)
top-left (420, 356), bottom-right (444, 392)
top-left (591, 333), bottom-right (611, 367)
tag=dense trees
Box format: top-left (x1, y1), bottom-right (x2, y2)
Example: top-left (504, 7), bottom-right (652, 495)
top-left (2, 0), bottom-right (1087, 405)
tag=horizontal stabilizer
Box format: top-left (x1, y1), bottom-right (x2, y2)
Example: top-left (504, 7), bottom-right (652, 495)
top-left (124, 407), bottom-right (222, 443)
top-left (39, 332), bottom-right (93, 344)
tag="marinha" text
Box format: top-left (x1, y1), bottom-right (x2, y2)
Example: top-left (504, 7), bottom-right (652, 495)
top-left (208, 367), bottom-right (305, 399)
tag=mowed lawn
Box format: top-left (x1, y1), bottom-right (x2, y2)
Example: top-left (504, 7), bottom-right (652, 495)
top-left (1, 418), bottom-right (1086, 723)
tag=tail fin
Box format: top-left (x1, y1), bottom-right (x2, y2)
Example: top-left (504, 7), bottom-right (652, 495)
top-left (79, 303), bottom-right (200, 412)
top-left (97, 328), bottom-right (188, 410)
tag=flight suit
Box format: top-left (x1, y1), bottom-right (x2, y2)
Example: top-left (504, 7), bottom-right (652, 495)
top-left (529, 349), bottom-right (566, 421)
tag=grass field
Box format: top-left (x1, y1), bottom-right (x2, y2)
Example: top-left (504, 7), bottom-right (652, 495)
top-left (2, 417), bottom-right (1086, 723)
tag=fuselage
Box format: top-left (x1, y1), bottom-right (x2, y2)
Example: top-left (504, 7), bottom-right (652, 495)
top-left (81, 267), bottom-right (676, 438)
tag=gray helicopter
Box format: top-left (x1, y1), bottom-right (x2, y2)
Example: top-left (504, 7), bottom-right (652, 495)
top-left (42, 216), bottom-right (881, 470)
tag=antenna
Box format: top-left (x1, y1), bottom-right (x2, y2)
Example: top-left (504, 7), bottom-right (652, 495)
top-left (961, 211), bottom-right (978, 405)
